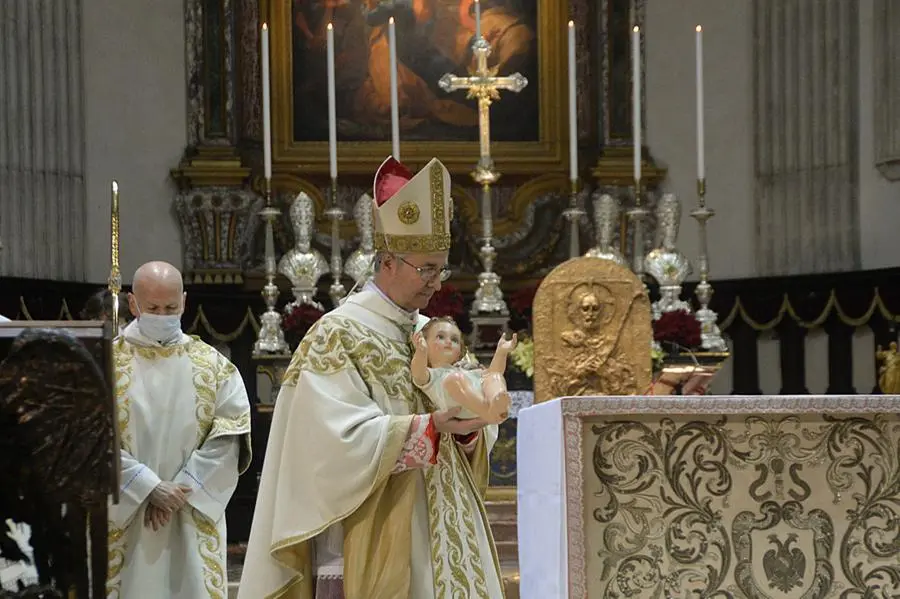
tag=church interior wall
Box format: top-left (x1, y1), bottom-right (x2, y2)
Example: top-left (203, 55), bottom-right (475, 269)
top-left (82, 0), bottom-right (186, 284)
top-left (645, 0), bottom-right (756, 281)
top-left (16, 0), bottom-right (887, 284)
top-left (857, 0), bottom-right (900, 271)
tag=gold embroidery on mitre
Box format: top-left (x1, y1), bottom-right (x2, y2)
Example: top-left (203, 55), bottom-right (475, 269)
top-left (374, 232), bottom-right (452, 252)
top-left (398, 201), bottom-right (420, 225)
top-left (373, 160), bottom-right (452, 252)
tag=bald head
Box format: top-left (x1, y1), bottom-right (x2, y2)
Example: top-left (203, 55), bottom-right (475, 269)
top-left (129, 261), bottom-right (185, 318)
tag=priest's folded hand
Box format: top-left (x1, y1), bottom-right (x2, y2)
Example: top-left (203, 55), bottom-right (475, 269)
top-left (148, 481), bottom-right (193, 512)
top-left (432, 407), bottom-right (488, 436)
top-left (144, 504), bottom-right (172, 531)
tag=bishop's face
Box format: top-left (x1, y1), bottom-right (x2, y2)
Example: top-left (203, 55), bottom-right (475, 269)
top-left (380, 251), bottom-right (449, 311)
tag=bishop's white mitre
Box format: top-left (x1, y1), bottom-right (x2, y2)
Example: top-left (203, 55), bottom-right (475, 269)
top-left (371, 156), bottom-right (453, 254)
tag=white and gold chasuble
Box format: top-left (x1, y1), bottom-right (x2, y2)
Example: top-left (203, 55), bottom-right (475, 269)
top-left (106, 322), bottom-right (252, 599)
top-left (238, 288), bottom-right (504, 599)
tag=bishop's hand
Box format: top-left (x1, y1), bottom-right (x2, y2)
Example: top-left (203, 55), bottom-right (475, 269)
top-left (432, 407), bottom-right (488, 435)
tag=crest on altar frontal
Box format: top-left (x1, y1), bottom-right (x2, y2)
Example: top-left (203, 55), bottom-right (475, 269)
top-left (533, 258), bottom-right (651, 403)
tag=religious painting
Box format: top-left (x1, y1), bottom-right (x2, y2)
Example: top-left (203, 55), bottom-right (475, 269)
top-left (270, 0), bottom-right (568, 174)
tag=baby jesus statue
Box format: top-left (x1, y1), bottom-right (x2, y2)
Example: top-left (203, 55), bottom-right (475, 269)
top-left (411, 316), bottom-right (517, 424)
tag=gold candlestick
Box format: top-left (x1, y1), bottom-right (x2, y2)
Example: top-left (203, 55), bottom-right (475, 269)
top-left (439, 35), bottom-right (527, 318)
top-left (108, 181), bottom-right (122, 336)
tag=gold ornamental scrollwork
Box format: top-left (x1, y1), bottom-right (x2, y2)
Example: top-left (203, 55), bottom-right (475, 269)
top-left (532, 257), bottom-right (652, 403)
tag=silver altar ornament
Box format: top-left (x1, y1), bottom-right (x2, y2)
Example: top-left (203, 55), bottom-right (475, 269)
top-left (691, 179), bottom-right (727, 352)
top-left (644, 193), bottom-right (693, 319)
top-left (254, 182), bottom-right (290, 356)
top-left (344, 193), bottom-right (377, 287)
top-left (585, 193), bottom-right (627, 266)
top-left (278, 192), bottom-right (328, 312)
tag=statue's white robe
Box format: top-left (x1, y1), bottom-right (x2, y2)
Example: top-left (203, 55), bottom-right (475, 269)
top-left (238, 287), bottom-right (503, 599)
top-left (106, 323), bottom-right (251, 599)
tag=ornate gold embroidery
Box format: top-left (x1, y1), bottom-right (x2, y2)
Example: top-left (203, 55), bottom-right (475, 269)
top-left (425, 440), bottom-right (491, 597)
top-left (106, 525), bottom-right (127, 598)
top-left (429, 160), bottom-right (447, 236)
top-left (283, 317), bottom-right (419, 408)
top-left (373, 231), bottom-right (452, 253)
top-left (113, 337), bottom-right (135, 452)
top-left (209, 410), bottom-right (253, 473)
top-left (192, 508), bottom-right (227, 599)
top-left (397, 201), bottom-right (420, 225)
top-left (187, 340), bottom-right (219, 443)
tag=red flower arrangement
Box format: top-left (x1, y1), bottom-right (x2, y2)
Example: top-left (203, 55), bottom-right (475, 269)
top-left (509, 285), bottom-right (538, 320)
top-left (653, 309), bottom-right (702, 350)
top-left (283, 303), bottom-right (325, 348)
top-left (425, 284), bottom-right (465, 319)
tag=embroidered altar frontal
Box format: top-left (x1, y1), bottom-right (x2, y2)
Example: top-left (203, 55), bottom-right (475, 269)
top-left (516, 395), bottom-right (900, 598)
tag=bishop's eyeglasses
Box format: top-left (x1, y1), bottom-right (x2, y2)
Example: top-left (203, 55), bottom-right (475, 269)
top-left (397, 256), bottom-right (452, 282)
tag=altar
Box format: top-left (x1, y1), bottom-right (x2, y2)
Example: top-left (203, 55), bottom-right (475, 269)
top-left (517, 395), bottom-right (900, 598)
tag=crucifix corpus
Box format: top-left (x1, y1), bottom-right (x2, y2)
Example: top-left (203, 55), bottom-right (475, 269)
top-left (438, 35), bottom-right (528, 329)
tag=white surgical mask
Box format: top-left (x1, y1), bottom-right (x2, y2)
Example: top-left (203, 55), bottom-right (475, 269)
top-left (136, 304), bottom-right (182, 344)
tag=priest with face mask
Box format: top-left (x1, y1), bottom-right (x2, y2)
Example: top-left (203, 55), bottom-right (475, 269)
top-left (107, 260), bottom-right (252, 598)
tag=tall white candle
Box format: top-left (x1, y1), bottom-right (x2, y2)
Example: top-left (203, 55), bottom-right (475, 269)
top-left (695, 25), bottom-right (705, 181)
top-left (474, 0), bottom-right (481, 40)
top-left (261, 24), bottom-right (272, 180)
top-left (326, 23), bottom-right (337, 180)
top-left (632, 25), bottom-right (641, 183)
top-left (388, 17), bottom-right (400, 161)
top-left (567, 21), bottom-right (577, 182)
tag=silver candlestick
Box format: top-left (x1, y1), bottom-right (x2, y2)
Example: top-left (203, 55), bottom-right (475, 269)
top-left (691, 178), bottom-right (727, 351)
top-left (627, 179), bottom-right (649, 281)
top-left (278, 191), bottom-right (328, 311)
top-left (325, 178), bottom-right (346, 307)
top-left (585, 193), bottom-right (627, 265)
top-left (254, 180), bottom-right (289, 356)
top-left (563, 179), bottom-right (586, 258)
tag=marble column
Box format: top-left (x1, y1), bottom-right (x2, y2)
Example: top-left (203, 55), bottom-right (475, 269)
top-left (753, 0), bottom-right (859, 275)
top-left (873, 0), bottom-right (900, 180)
top-left (173, 0), bottom-right (260, 283)
top-left (0, 0), bottom-right (86, 280)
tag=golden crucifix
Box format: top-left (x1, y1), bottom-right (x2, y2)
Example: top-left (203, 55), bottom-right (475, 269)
top-left (438, 37), bottom-right (527, 319)
top-left (439, 39), bottom-right (528, 176)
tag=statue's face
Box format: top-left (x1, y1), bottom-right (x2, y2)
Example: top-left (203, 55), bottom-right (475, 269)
top-left (580, 293), bottom-right (600, 327)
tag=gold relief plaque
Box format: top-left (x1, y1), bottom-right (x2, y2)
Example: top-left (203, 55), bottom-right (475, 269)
top-left (533, 258), bottom-right (652, 403)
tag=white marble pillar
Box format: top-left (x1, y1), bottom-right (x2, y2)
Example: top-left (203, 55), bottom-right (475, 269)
top-left (753, 0), bottom-right (859, 275)
top-left (873, 0), bottom-right (900, 179)
top-left (0, 0), bottom-right (86, 280)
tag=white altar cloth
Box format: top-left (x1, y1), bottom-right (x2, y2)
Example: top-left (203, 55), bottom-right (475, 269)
top-left (516, 394), bottom-right (900, 599)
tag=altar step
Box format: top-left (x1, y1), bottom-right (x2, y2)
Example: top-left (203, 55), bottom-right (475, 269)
top-left (226, 499), bottom-right (520, 599)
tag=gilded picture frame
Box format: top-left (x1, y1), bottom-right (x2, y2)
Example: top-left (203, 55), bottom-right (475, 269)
top-left (269, 0), bottom-right (568, 175)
